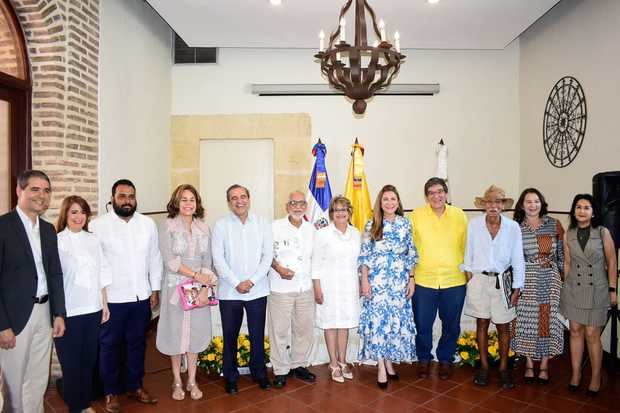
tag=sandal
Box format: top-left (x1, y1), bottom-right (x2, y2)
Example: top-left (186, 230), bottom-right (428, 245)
top-left (537, 369), bottom-right (550, 385)
top-left (186, 382), bottom-right (203, 400)
top-left (523, 366), bottom-right (535, 384)
top-left (328, 364), bottom-right (345, 383)
top-left (473, 368), bottom-right (489, 386)
top-left (338, 362), bottom-right (354, 380)
top-left (171, 382), bottom-right (185, 401)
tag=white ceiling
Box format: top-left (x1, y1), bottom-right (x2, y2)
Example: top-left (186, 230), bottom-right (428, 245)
top-left (146, 0), bottom-right (561, 50)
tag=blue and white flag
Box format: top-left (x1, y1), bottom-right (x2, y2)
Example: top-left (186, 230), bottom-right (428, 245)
top-left (306, 140), bottom-right (332, 229)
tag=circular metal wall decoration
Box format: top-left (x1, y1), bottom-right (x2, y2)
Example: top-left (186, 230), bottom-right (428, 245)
top-left (543, 76), bottom-right (587, 168)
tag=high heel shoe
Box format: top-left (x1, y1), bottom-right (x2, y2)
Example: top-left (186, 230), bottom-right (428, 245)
top-left (585, 389), bottom-right (599, 397)
top-left (523, 367), bottom-right (535, 384)
top-left (387, 372), bottom-right (399, 380)
top-left (377, 380), bottom-right (388, 389)
top-left (537, 369), bottom-right (549, 385)
top-left (338, 362), bottom-right (354, 380)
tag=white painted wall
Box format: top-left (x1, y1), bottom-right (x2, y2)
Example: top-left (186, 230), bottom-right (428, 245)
top-left (99, 0), bottom-right (172, 213)
top-left (172, 44), bottom-right (521, 211)
top-left (519, 0), bottom-right (620, 210)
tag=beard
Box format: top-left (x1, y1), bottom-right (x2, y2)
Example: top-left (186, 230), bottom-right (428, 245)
top-left (113, 201), bottom-right (137, 218)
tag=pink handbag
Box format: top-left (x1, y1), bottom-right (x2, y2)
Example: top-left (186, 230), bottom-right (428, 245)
top-left (176, 280), bottom-right (205, 311)
top-left (176, 280), bottom-right (218, 310)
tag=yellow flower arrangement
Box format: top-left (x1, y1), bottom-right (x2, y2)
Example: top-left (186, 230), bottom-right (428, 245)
top-left (198, 334), bottom-right (271, 374)
top-left (456, 330), bottom-right (514, 367)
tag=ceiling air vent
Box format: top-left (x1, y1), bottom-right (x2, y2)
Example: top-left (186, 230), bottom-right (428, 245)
top-left (174, 33), bottom-right (217, 64)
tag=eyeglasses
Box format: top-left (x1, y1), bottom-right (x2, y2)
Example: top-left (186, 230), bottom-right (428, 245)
top-left (287, 200), bottom-right (307, 207)
top-left (333, 208), bottom-right (349, 213)
top-left (426, 189), bottom-right (446, 197)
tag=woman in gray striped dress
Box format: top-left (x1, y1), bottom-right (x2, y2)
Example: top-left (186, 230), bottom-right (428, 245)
top-left (512, 188), bottom-right (564, 384)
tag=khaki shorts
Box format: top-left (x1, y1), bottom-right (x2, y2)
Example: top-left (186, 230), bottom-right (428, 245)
top-left (464, 272), bottom-right (516, 324)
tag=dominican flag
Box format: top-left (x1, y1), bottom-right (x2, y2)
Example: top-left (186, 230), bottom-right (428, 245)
top-left (306, 139), bottom-right (333, 229)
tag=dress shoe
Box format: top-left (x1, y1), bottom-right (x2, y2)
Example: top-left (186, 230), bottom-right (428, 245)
top-left (438, 362), bottom-right (452, 380)
top-left (126, 388), bottom-right (158, 404)
top-left (254, 377), bottom-right (272, 390)
top-left (417, 360), bottom-right (430, 379)
top-left (499, 369), bottom-right (515, 390)
top-left (103, 394), bottom-right (120, 413)
top-left (273, 374), bottom-right (287, 388)
top-left (225, 381), bottom-right (239, 395)
top-left (291, 366), bottom-right (316, 382)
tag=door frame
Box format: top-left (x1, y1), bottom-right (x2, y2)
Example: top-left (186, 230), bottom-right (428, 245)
top-left (0, 0), bottom-right (32, 208)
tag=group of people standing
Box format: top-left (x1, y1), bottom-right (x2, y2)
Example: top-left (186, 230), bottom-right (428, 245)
top-left (0, 170), bottom-right (617, 413)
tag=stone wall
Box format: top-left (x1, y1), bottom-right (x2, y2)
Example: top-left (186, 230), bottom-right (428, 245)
top-left (10, 0), bottom-right (99, 218)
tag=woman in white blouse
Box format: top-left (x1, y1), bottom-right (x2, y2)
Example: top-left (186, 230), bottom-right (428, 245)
top-left (312, 196), bottom-right (361, 383)
top-left (55, 196), bottom-right (111, 413)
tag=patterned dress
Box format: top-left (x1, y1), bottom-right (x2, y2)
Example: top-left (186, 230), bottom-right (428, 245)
top-left (156, 217), bottom-right (213, 355)
top-left (511, 216), bottom-right (564, 360)
top-left (358, 216), bottom-right (418, 362)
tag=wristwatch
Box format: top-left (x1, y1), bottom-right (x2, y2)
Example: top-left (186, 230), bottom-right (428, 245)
top-left (610, 287), bottom-right (617, 292)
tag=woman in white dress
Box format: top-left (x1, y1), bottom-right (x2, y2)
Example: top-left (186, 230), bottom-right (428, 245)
top-left (55, 196), bottom-right (111, 413)
top-left (156, 184), bottom-right (217, 401)
top-left (312, 196), bottom-right (361, 383)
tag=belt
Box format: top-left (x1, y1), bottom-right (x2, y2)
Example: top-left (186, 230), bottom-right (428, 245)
top-left (33, 294), bottom-right (49, 304)
top-left (481, 271), bottom-right (501, 289)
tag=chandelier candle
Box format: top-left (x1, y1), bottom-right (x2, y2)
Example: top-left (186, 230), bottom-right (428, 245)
top-left (378, 19), bottom-right (386, 41)
top-left (314, 0), bottom-right (406, 114)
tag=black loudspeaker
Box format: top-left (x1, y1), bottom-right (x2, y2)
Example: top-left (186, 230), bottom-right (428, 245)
top-left (592, 171), bottom-right (620, 374)
top-left (593, 171), bottom-right (620, 247)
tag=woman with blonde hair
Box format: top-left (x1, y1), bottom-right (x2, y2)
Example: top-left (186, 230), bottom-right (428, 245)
top-left (55, 195), bottom-right (111, 413)
top-left (358, 185), bottom-right (418, 388)
top-left (312, 196), bottom-right (361, 383)
top-left (156, 184), bottom-right (217, 401)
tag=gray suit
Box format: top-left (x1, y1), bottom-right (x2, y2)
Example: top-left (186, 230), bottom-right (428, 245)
top-left (560, 226), bottom-right (610, 326)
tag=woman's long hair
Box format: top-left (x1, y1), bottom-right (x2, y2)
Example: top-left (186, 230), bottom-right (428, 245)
top-left (369, 184), bottom-right (404, 241)
top-left (56, 195), bottom-right (92, 233)
top-left (513, 188), bottom-right (549, 224)
top-left (568, 193), bottom-right (601, 229)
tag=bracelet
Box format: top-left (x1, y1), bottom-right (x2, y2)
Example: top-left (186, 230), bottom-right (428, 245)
top-left (610, 287), bottom-right (617, 293)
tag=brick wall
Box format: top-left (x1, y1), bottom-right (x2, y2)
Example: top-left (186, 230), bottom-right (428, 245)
top-left (8, 0), bottom-right (100, 380)
top-left (10, 0), bottom-right (99, 218)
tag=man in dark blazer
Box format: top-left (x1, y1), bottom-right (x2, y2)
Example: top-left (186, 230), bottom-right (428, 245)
top-left (0, 169), bottom-right (66, 413)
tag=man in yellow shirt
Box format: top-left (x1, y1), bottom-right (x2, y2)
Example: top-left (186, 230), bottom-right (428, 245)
top-left (409, 177), bottom-right (468, 380)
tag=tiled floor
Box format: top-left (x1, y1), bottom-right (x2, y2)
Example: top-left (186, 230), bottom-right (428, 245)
top-left (44, 334), bottom-right (620, 413)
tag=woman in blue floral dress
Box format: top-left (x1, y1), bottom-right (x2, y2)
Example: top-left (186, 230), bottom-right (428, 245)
top-left (359, 185), bottom-right (418, 389)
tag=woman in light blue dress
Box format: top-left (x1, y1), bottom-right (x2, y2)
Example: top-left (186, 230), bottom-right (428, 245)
top-left (358, 185), bottom-right (418, 389)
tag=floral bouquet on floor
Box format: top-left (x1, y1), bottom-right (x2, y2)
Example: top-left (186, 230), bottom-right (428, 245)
top-left (456, 331), bottom-right (514, 367)
top-left (198, 334), bottom-right (270, 374)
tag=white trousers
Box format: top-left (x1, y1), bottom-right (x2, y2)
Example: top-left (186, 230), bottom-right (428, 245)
top-left (267, 289), bottom-right (315, 375)
top-left (0, 304), bottom-right (52, 413)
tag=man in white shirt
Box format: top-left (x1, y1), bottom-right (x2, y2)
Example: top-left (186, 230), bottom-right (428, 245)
top-left (268, 191), bottom-right (316, 388)
top-left (212, 185), bottom-right (273, 394)
top-left (463, 185), bottom-right (525, 390)
top-left (90, 179), bottom-right (162, 413)
top-left (0, 170), bottom-right (66, 413)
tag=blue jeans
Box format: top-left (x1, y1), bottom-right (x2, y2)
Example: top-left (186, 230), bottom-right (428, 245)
top-left (412, 284), bottom-right (466, 363)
